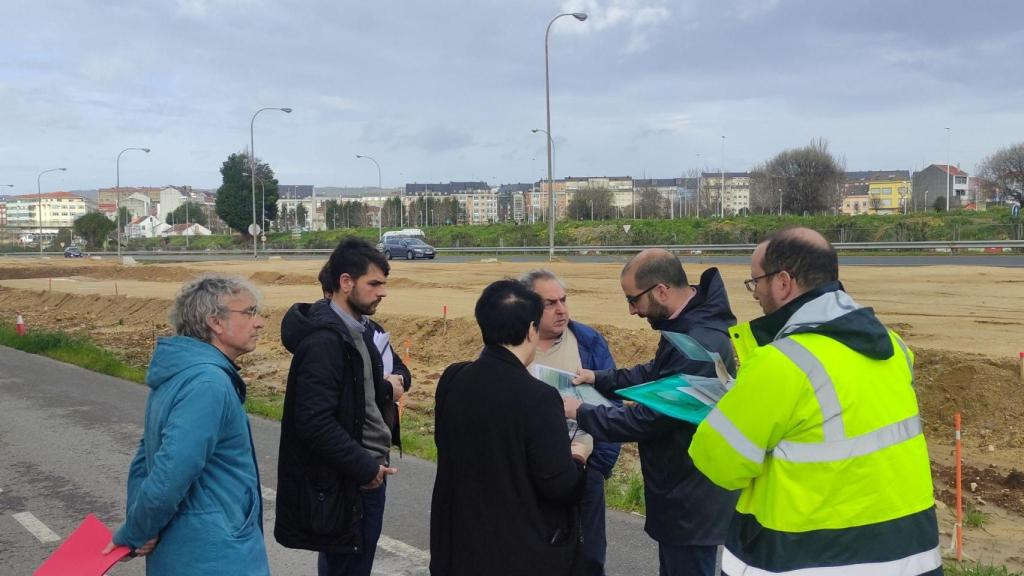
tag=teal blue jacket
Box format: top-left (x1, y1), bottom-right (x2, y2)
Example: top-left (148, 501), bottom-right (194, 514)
top-left (113, 336), bottom-right (269, 575)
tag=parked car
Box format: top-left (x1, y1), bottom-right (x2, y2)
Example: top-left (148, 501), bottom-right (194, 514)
top-left (63, 246), bottom-right (83, 258)
top-left (382, 236), bottom-right (435, 260)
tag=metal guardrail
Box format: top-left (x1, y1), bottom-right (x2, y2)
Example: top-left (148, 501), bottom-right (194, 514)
top-left (7, 239), bottom-right (1024, 258)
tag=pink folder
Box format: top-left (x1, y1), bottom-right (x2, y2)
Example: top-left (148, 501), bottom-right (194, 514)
top-left (33, 514), bottom-right (131, 576)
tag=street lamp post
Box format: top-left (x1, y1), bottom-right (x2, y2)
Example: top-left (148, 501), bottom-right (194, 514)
top-left (945, 127), bottom-right (951, 212)
top-left (544, 11), bottom-right (587, 261)
top-left (720, 135), bottom-right (726, 218)
top-left (695, 153), bottom-right (702, 219)
top-left (243, 172), bottom-right (267, 250)
top-left (116, 147), bottom-right (150, 260)
top-left (531, 128), bottom-right (559, 225)
top-left (1, 184), bottom-right (11, 246)
top-left (37, 167), bottom-right (67, 256)
top-left (355, 154), bottom-right (383, 240)
top-left (250, 107), bottom-right (292, 259)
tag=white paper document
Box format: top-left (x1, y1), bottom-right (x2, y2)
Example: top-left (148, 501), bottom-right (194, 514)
top-left (531, 364), bottom-right (613, 407)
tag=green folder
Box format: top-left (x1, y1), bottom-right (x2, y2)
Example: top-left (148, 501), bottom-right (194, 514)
top-left (616, 373), bottom-right (727, 425)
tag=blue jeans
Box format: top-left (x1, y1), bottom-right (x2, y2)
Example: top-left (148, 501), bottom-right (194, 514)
top-left (580, 466), bottom-right (608, 575)
top-left (317, 481), bottom-right (387, 576)
top-left (658, 543), bottom-right (718, 576)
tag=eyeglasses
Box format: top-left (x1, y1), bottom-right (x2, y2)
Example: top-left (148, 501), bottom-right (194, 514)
top-left (744, 271), bottom-right (781, 292)
top-left (625, 284), bottom-right (659, 305)
top-left (225, 306), bottom-right (262, 318)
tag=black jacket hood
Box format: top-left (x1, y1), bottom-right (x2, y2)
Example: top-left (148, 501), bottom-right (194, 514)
top-left (280, 299), bottom-right (354, 354)
top-left (750, 281), bottom-right (894, 360)
top-left (651, 267), bottom-right (737, 334)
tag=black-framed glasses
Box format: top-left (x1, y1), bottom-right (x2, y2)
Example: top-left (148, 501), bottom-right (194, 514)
top-left (225, 306), bottom-right (262, 318)
top-left (625, 284), bottom-right (659, 305)
top-left (744, 271), bottom-right (781, 292)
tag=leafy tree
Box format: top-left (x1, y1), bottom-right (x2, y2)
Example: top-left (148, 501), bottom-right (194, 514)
top-left (166, 201), bottom-right (208, 227)
top-left (215, 152), bottom-right (279, 236)
top-left (296, 203), bottom-right (308, 228)
top-left (978, 142), bottom-right (1024, 204)
top-left (54, 228), bottom-right (73, 248)
top-left (405, 196), bottom-right (457, 226)
top-left (568, 187), bottom-right (615, 220)
top-left (117, 206), bottom-right (131, 232)
top-left (632, 186), bottom-right (668, 219)
top-left (73, 212), bottom-right (116, 248)
top-left (750, 139), bottom-right (845, 215)
top-left (382, 196), bottom-right (404, 227)
top-left (277, 205), bottom-right (290, 231)
top-left (933, 195), bottom-right (947, 212)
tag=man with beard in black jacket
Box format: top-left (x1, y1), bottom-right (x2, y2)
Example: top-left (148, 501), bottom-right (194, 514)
top-left (276, 237), bottom-right (400, 576)
top-left (567, 248), bottom-right (740, 576)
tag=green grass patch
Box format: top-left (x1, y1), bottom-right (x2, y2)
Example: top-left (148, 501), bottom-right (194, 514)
top-left (605, 468), bottom-right (646, 514)
top-left (964, 503), bottom-right (988, 528)
top-left (0, 323), bottom-right (146, 383)
top-left (398, 408), bottom-right (437, 462)
top-left (245, 394), bottom-right (284, 421)
top-left (945, 561), bottom-right (1023, 576)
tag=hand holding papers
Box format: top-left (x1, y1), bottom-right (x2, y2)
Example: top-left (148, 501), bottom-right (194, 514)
top-left (660, 331), bottom-right (734, 389)
top-left (531, 364), bottom-right (613, 407)
top-left (615, 331), bottom-right (733, 425)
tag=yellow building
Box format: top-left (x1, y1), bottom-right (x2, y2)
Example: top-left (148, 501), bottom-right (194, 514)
top-left (867, 177), bottom-right (911, 215)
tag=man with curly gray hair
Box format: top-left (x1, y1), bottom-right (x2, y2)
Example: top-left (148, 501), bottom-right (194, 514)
top-left (103, 274), bottom-right (270, 575)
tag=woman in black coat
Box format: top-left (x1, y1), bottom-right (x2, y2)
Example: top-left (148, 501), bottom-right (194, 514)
top-left (430, 280), bottom-right (592, 576)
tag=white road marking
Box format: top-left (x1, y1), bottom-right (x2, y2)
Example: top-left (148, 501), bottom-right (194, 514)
top-left (377, 535), bottom-right (430, 564)
top-left (261, 485), bottom-right (276, 501)
top-left (12, 512), bottom-right (61, 543)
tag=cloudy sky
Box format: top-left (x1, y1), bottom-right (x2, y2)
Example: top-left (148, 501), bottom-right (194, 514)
top-left (2, 0), bottom-right (1022, 193)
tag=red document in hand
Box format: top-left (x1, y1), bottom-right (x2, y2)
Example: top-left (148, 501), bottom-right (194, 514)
top-left (33, 514), bottom-right (131, 576)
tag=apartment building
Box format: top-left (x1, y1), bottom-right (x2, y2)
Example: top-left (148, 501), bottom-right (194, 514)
top-left (701, 172), bottom-right (751, 215)
top-left (5, 192), bottom-right (94, 230)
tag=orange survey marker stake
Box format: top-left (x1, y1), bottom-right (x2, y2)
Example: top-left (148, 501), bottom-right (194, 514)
top-left (1019, 352), bottom-right (1023, 385)
top-left (403, 339), bottom-right (411, 364)
top-left (442, 305), bottom-right (448, 335)
top-left (954, 412), bottom-right (964, 561)
top-left (114, 282), bottom-right (118, 296)
top-left (15, 311), bottom-right (26, 336)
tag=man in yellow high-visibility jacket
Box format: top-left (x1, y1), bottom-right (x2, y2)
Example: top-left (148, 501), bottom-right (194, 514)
top-left (689, 227), bottom-right (942, 575)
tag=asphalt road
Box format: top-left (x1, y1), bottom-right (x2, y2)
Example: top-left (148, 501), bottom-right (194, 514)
top-left (0, 346), bottom-right (658, 575)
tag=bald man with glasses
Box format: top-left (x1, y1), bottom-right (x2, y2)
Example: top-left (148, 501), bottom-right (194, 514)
top-left (567, 249), bottom-right (740, 576)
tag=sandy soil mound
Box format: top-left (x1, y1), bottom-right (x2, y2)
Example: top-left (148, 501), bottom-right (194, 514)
top-left (248, 271), bottom-right (316, 286)
top-left (916, 348), bottom-right (1024, 451)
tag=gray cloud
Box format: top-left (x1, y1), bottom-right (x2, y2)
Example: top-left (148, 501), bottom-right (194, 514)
top-left (0, 0), bottom-right (1022, 193)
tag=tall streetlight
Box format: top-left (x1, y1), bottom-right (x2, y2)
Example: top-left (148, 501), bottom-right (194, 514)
top-left (0, 184), bottom-right (11, 246)
top-left (945, 127), bottom-right (951, 212)
top-left (250, 106), bottom-right (292, 258)
top-left (116, 147), bottom-right (150, 260)
top-left (695, 153), bottom-right (702, 219)
top-left (243, 172), bottom-right (267, 249)
top-left (37, 167), bottom-right (67, 255)
top-left (720, 135), bottom-right (726, 218)
top-left (544, 11), bottom-right (587, 261)
top-left (355, 154), bottom-right (383, 240)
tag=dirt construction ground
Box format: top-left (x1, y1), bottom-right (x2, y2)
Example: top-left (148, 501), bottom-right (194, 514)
top-left (1, 256), bottom-right (1022, 568)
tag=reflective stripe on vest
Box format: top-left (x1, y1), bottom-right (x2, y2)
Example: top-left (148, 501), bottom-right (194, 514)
top-left (705, 335), bottom-right (922, 465)
top-left (893, 335), bottom-right (914, 384)
top-left (768, 337), bottom-right (921, 463)
top-left (722, 544), bottom-right (942, 576)
top-left (771, 338), bottom-right (845, 441)
top-left (706, 407), bottom-right (765, 464)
